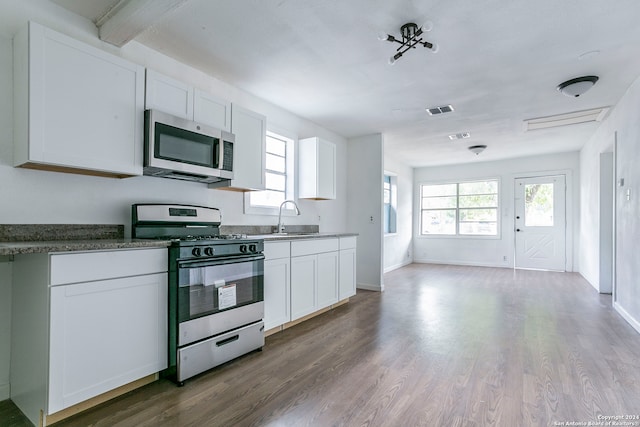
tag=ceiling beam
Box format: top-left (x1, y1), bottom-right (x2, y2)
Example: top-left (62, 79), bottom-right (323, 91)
top-left (97, 0), bottom-right (191, 47)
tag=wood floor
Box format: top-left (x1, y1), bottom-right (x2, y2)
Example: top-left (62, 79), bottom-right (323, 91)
top-left (4, 264), bottom-right (640, 427)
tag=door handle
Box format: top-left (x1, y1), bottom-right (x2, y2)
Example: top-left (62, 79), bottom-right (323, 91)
top-left (516, 229), bottom-right (521, 232)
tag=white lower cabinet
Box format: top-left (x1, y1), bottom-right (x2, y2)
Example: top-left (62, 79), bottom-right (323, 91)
top-left (10, 248), bottom-right (168, 426)
top-left (48, 273), bottom-right (167, 413)
top-left (339, 237), bottom-right (357, 299)
top-left (290, 238), bottom-right (339, 321)
top-left (317, 251), bottom-right (339, 308)
top-left (263, 241), bottom-right (291, 330)
top-left (290, 254), bottom-right (317, 320)
top-left (263, 236), bottom-right (356, 329)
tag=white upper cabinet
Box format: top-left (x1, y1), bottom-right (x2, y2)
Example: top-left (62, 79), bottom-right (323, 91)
top-left (13, 21), bottom-right (145, 177)
top-left (193, 89), bottom-right (231, 131)
top-left (210, 104), bottom-right (266, 191)
top-left (298, 137), bottom-right (336, 200)
top-left (145, 69), bottom-right (193, 119)
top-left (144, 69), bottom-right (231, 131)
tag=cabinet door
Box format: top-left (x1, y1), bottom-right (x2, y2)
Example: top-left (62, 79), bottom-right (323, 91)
top-left (298, 137), bottom-right (336, 200)
top-left (317, 139), bottom-right (337, 199)
top-left (264, 258), bottom-right (290, 330)
top-left (339, 248), bottom-right (356, 299)
top-left (145, 69), bottom-right (193, 119)
top-left (15, 22), bottom-right (144, 176)
top-left (317, 251), bottom-right (339, 307)
top-left (218, 104), bottom-right (266, 191)
top-left (194, 89), bottom-right (231, 131)
top-left (290, 255), bottom-right (317, 320)
top-left (48, 273), bottom-right (167, 413)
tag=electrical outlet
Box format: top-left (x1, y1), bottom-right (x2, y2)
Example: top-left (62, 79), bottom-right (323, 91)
top-left (503, 255), bottom-right (507, 261)
top-left (369, 215), bottom-right (374, 223)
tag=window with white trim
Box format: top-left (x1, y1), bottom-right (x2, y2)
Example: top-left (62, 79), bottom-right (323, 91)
top-left (384, 174), bottom-right (397, 234)
top-left (420, 179), bottom-right (499, 236)
top-left (245, 131), bottom-right (295, 214)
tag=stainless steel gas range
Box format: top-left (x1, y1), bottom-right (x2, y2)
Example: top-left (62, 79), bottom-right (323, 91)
top-left (132, 203), bottom-right (264, 385)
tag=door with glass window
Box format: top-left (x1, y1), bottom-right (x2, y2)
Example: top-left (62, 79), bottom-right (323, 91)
top-left (514, 175), bottom-right (566, 271)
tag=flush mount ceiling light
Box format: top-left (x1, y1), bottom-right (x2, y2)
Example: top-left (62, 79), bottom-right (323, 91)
top-left (378, 22), bottom-right (438, 65)
top-left (557, 76), bottom-right (599, 97)
top-left (468, 145), bottom-right (487, 155)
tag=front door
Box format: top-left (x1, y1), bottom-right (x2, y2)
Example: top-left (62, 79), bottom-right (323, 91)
top-left (514, 175), bottom-right (566, 271)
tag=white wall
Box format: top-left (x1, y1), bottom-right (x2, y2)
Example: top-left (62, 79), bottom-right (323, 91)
top-left (383, 154), bottom-right (413, 273)
top-left (413, 152), bottom-right (580, 270)
top-left (0, 261), bottom-right (11, 400)
top-left (580, 73), bottom-right (640, 332)
top-left (347, 134), bottom-right (384, 291)
top-left (0, 34), bottom-right (12, 402)
top-left (0, 0), bottom-right (352, 401)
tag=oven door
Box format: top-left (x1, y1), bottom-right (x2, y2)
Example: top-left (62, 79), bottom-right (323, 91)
top-left (177, 253), bottom-right (264, 323)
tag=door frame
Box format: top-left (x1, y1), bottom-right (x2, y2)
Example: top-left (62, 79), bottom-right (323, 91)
top-left (511, 169), bottom-right (574, 272)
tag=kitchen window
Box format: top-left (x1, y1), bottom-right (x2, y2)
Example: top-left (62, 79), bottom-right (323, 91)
top-left (420, 179), bottom-right (499, 236)
top-left (244, 130), bottom-right (295, 214)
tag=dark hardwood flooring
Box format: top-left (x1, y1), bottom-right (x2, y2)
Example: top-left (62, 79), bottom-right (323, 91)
top-left (3, 264), bottom-right (640, 426)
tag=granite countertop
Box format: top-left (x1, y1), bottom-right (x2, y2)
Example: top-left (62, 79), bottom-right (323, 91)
top-left (0, 224), bottom-right (170, 256)
top-left (0, 239), bottom-right (171, 256)
top-left (0, 224), bottom-right (357, 256)
top-left (253, 232), bottom-right (358, 241)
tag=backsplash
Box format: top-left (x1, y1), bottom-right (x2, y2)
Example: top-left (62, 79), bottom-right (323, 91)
top-left (0, 224), bottom-right (124, 241)
top-left (221, 224), bottom-right (320, 235)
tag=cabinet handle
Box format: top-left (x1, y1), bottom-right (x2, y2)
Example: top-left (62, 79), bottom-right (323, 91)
top-left (216, 335), bottom-right (239, 347)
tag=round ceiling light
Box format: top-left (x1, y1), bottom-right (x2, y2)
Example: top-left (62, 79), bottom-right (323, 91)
top-left (557, 76), bottom-right (599, 97)
top-left (468, 145), bottom-right (487, 155)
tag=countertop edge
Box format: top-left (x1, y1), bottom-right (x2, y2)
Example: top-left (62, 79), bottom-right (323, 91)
top-left (0, 239), bottom-right (171, 256)
top-left (255, 232), bottom-right (359, 241)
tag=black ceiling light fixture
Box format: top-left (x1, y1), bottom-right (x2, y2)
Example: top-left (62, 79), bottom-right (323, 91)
top-left (378, 22), bottom-right (438, 65)
top-left (468, 145), bottom-right (487, 155)
top-left (557, 75), bottom-right (599, 97)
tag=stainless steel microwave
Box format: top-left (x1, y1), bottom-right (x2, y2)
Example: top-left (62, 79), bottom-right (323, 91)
top-left (144, 109), bottom-right (234, 184)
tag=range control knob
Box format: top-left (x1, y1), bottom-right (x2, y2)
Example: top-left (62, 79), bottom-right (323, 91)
top-left (239, 244), bottom-right (248, 253)
top-left (204, 247), bottom-right (214, 256)
top-left (191, 247), bottom-right (202, 257)
top-left (249, 244), bottom-right (257, 253)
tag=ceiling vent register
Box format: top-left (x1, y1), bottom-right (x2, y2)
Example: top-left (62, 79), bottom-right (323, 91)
top-left (427, 105), bottom-right (454, 115)
top-left (449, 132), bottom-right (470, 140)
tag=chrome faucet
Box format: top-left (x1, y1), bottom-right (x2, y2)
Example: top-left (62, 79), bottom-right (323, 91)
top-left (275, 200), bottom-right (300, 233)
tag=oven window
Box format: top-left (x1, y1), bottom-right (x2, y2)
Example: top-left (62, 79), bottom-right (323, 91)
top-left (178, 258), bottom-right (263, 322)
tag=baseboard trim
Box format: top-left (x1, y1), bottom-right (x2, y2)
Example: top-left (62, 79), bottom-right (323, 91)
top-left (356, 283), bottom-right (383, 292)
top-left (413, 259), bottom-right (509, 269)
top-left (614, 301), bottom-right (640, 335)
top-left (384, 260), bottom-right (413, 273)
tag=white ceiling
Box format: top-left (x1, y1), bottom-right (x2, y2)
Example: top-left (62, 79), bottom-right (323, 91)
top-left (51, 0), bottom-right (640, 167)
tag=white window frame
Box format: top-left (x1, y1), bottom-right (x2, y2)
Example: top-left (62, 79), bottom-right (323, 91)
top-left (384, 171), bottom-right (398, 236)
top-left (418, 178), bottom-right (501, 239)
top-left (244, 128), bottom-right (297, 216)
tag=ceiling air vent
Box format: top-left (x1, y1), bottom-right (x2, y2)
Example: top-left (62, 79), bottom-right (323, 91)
top-left (448, 132), bottom-right (470, 140)
top-left (427, 105), bottom-right (454, 115)
top-left (524, 107), bottom-right (609, 131)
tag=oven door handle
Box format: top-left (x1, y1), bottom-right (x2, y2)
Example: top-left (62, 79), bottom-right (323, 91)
top-left (178, 253), bottom-right (264, 269)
